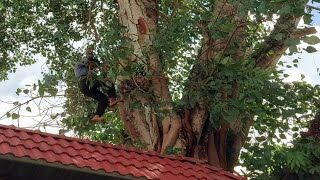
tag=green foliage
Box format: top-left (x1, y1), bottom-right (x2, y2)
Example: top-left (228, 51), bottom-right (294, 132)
top-left (257, 137), bottom-right (320, 179)
top-left (240, 81), bottom-right (320, 178)
top-left (166, 146), bottom-right (183, 155)
top-left (61, 109), bottom-right (125, 144)
top-left (202, 59), bottom-right (270, 128)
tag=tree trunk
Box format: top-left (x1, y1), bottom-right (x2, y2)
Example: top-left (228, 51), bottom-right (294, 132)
top-left (116, 0), bottom-right (181, 153)
top-left (115, 0), bottom-right (314, 171)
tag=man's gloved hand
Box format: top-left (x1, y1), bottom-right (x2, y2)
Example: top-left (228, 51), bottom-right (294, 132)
top-left (88, 62), bottom-right (97, 71)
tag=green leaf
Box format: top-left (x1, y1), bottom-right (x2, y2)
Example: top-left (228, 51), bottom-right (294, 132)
top-left (267, 50), bottom-right (275, 55)
top-left (50, 114), bottom-right (59, 119)
top-left (48, 88), bottom-right (58, 96)
top-left (274, 33), bottom-right (284, 40)
top-left (303, 13), bottom-right (313, 25)
top-left (23, 89), bottom-right (29, 94)
top-left (292, 59), bottom-right (299, 63)
top-left (6, 112), bottom-right (11, 118)
top-left (16, 88), bottom-right (22, 95)
top-left (26, 107), bottom-right (31, 112)
top-left (304, 46), bottom-right (317, 53)
top-left (12, 113), bottom-right (20, 120)
top-left (256, 136), bottom-right (266, 142)
top-left (220, 21), bottom-right (237, 33)
top-left (279, 133), bottom-right (286, 139)
top-left (292, 127), bottom-right (299, 131)
top-left (59, 129), bottom-right (68, 134)
top-left (303, 36), bottom-right (320, 45)
top-left (287, 38), bottom-right (300, 46)
top-left (288, 46), bottom-right (298, 54)
top-left (39, 88), bottom-right (45, 97)
top-left (221, 57), bottom-right (231, 65)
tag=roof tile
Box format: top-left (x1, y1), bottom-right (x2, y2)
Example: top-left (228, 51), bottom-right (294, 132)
top-left (0, 134), bottom-right (5, 143)
top-left (64, 146), bottom-right (78, 157)
top-left (0, 142), bottom-right (11, 154)
top-left (38, 141), bottom-right (51, 151)
top-left (24, 139), bottom-right (36, 149)
top-left (68, 140), bottom-right (82, 149)
top-left (31, 133), bottom-right (44, 143)
top-left (56, 139), bottom-right (70, 148)
top-left (3, 129), bottom-right (15, 137)
top-left (44, 151), bottom-right (57, 163)
top-left (0, 125), bottom-right (245, 180)
top-left (59, 153), bottom-right (74, 165)
top-left (14, 145), bottom-right (27, 157)
top-left (78, 149), bottom-right (93, 159)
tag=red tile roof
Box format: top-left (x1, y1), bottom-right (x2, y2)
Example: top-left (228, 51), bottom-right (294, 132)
top-left (0, 124), bottom-right (245, 180)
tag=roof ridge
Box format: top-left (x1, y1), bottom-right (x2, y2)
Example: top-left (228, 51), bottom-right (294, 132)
top-left (0, 124), bottom-right (207, 164)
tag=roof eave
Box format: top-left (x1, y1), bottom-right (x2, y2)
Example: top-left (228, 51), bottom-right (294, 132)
top-left (0, 153), bottom-right (145, 180)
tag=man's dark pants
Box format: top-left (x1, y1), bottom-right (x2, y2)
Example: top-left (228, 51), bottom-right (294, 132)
top-left (79, 77), bottom-right (116, 117)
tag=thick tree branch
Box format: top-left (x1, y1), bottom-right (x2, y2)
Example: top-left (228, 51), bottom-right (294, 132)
top-left (208, 130), bottom-right (220, 167)
top-left (292, 27), bottom-right (317, 38)
top-left (253, 15), bottom-right (298, 68)
top-left (254, 6), bottom-right (317, 69)
top-left (300, 112), bottom-right (320, 138)
top-left (228, 118), bottom-right (253, 170)
top-left (180, 1), bottom-right (250, 170)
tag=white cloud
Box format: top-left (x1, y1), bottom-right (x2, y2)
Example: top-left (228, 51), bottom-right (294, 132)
top-left (0, 57), bottom-right (47, 99)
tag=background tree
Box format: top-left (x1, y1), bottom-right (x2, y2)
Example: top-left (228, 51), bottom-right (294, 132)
top-left (1, 0), bottom-right (320, 178)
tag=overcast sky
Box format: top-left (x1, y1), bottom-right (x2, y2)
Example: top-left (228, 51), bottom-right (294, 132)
top-left (0, 2), bottom-right (319, 134)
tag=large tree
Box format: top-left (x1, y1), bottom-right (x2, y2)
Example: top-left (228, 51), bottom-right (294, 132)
top-left (1, 0), bottom-right (320, 178)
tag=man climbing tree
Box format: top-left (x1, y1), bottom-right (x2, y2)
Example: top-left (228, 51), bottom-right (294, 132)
top-left (74, 46), bottom-right (122, 122)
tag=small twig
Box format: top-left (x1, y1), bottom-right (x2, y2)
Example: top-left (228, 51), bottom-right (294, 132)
top-left (0, 95), bottom-right (64, 119)
top-left (132, 76), bottom-right (148, 93)
top-left (212, 0), bottom-right (228, 25)
top-left (221, 21), bottom-right (245, 57)
top-left (17, 107), bottom-right (21, 127)
top-left (307, 4), bottom-right (320, 11)
top-left (89, 0), bottom-right (99, 46)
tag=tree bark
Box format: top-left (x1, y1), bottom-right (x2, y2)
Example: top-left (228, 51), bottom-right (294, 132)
top-left (116, 0), bottom-right (181, 153)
